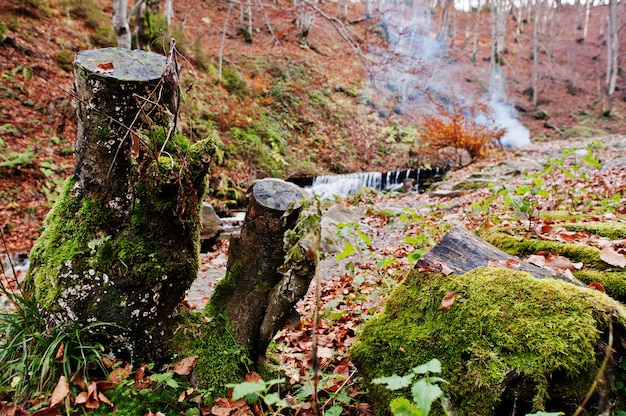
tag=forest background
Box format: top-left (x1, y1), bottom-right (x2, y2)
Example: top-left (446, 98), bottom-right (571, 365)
top-left (0, 0), bottom-right (624, 255)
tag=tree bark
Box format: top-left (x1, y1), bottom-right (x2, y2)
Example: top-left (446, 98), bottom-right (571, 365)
top-left (25, 48), bottom-right (215, 364)
top-left (209, 178), bottom-right (318, 358)
top-left (416, 226), bottom-right (585, 286)
top-left (113, 0), bottom-right (131, 49)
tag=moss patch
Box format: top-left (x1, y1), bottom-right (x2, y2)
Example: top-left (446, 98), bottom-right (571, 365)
top-left (25, 134), bottom-right (215, 363)
top-left (483, 223), bottom-right (626, 302)
top-left (169, 309), bottom-right (249, 404)
top-left (484, 230), bottom-right (607, 269)
top-left (350, 267), bottom-right (626, 415)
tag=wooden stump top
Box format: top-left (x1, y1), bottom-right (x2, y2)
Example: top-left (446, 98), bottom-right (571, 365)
top-left (250, 178), bottom-right (308, 213)
top-left (75, 48), bottom-right (167, 81)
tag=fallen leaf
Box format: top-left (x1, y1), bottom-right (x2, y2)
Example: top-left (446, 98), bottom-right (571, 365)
top-left (109, 364), bottom-right (132, 385)
top-left (31, 407), bottom-right (60, 416)
top-left (49, 376), bottom-right (69, 407)
top-left (95, 62), bottom-right (114, 74)
top-left (2, 405), bottom-right (32, 416)
top-left (526, 254), bottom-right (546, 268)
top-left (600, 246), bottom-right (626, 268)
top-left (244, 372), bottom-right (263, 383)
top-left (505, 258), bottom-right (520, 268)
top-left (545, 253), bottom-right (577, 271)
top-left (588, 282), bottom-right (606, 293)
top-left (54, 344), bottom-right (65, 362)
top-left (172, 356), bottom-right (198, 376)
top-left (178, 388), bottom-right (194, 403)
top-left (440, 263), bottom-right (454, 276)
top-left (98, 392), bottom-right (114, 407)
top-left (75, 381), bottom-right (100, 409)
top-left (439, 292), bottom-right (456, 311)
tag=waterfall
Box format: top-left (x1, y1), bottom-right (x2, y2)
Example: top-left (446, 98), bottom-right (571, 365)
top-left (307, 168), bottom-right (443, 199)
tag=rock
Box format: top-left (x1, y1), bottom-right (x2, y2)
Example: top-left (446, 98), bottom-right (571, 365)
top-left (200, 202), bottom-right (223, 249)
top-left (321, 204), bottom-right (367, 254)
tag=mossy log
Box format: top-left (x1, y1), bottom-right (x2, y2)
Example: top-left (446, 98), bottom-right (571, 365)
top-left (209, 178), bottom-right (318, 357)
top-left (417, 226), bottom-right (585, 286)
top-left (351, 267), bottom-right (626, 415)
top-left (24, 47), bottom-right (215, 363)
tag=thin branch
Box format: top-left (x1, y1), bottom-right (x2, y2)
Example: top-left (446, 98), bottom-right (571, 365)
top-left (572, 320), bottom-right (614, 416)
top-left (257, 0), bottom-right (282, 46)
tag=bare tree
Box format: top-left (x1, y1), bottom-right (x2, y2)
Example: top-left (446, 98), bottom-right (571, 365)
top-left (604, 0), bottom-right (619, 115)
top-left (531, 0), bottom-right (541, 107)
top-left (164, 0), bottom-right (173, 25)
top-left (296, 0), bottom-right (317, 42)
top-left (113, 0), bottom-right (131, 48)
top-left (437, 0), bottom-right (455, 44)
top-left (489, 0), bottom-right (508, 67)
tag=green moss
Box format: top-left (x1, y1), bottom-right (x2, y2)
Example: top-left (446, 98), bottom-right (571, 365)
top-left (538, 211), bottom-right (588, 222)
top-left (56, 49), bottom-right (75, 72)
top-left (561, 222), bottom-right (626, 241)
top-left (484, 230), bottom-right (608, 269)
top-left (350, 267), bottom-right (626, 415)
top-left (169, 309), bottom-right (248, 403)
top-left (573, 270), bottom-right (626, 303)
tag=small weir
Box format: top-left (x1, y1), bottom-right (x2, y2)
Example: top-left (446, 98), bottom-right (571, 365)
top-left (288, 167), bottom-right (447, 199)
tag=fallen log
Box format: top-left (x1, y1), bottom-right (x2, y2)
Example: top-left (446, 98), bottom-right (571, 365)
top-left (416, 226), bottom-right (585, 286)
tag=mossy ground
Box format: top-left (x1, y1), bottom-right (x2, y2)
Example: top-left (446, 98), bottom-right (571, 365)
top-left (483, 219), bottom-right (626, 303)
top-left (350, 267), bottom-right (626, 415)
top-left (168, 308), bottom-right (249, 404)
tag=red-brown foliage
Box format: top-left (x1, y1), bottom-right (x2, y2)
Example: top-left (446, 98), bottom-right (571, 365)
top-left (421, 99), bottom-right (505, 160)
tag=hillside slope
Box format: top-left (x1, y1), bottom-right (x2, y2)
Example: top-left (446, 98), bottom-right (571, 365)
top-left (0, 0), bottom-right (624, 252)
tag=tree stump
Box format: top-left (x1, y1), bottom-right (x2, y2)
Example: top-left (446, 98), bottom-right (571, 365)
top-left (209, 178), bottom-right (319, 357)
top-left (24, 48), bottom-right (215, 363)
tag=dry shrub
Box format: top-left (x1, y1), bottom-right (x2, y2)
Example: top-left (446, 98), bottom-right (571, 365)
top-left (421, 99), bottom-right (505, 162)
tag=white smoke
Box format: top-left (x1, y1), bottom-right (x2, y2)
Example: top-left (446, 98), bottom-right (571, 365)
top-left (367, 6), bottom-right (531, 148)
top-left (488, 70), bottom-right (531, 147)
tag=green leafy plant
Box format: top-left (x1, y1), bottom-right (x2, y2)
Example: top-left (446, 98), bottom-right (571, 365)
top-left (372, 358), bottom-right (448, 416)
top-left (0, 289), bottom-right (111, 410)
top-left (0, 148), bottom-right (35, 169)
top-left (227, 377), bottom-right (289, 415)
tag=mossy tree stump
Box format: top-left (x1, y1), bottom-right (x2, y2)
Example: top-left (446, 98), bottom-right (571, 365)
top-left (209, 178), bottom-right (319, 358)
top-left (25, 47), bottom-right (215, 363)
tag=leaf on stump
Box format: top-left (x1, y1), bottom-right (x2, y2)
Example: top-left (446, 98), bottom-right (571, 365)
top-left (545, 253), bottom-right (577, 271)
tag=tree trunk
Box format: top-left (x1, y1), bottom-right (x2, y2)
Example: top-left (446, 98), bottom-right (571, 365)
top-left (25, 48), bottom-right (215, 364)
top-left (416, 226), bottom-right (585, 286)
top-left (113, 0), bottom-right (131, 49)
top-left (604, 0), bottom-right (618, 116)
top-left (209, 178), bottom-right (319, 358)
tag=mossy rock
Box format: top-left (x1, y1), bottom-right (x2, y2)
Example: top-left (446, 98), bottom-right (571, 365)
top-left (350, 267), bottom-right (626, 415)
top-left (484, 230), bottom-right (606, 267)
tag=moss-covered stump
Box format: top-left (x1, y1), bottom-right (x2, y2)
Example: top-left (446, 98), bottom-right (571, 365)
top-left (484, 222), bottom-right (626, 303)
top-left (209, 178), bottom-right (319, 357)
top-left (350, 267), bottom-right (626, 415)
top-left (24, 48), bottom-right (215, 363)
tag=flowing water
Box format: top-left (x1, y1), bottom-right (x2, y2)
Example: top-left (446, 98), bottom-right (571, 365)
top-left (308, 168), bottom-right (444, 199)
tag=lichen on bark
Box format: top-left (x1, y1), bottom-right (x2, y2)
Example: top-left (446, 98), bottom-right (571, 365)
top-left (24, 48), bottom-right (215, 364)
